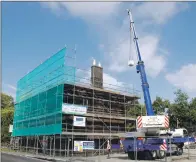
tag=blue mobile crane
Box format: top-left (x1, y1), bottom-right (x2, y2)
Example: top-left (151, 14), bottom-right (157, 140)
top-left (127, 9), bottom-right (154, 117)
top-left (120, 10), bottom-right (195, 160)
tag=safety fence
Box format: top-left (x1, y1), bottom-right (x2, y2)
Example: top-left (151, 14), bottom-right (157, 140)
top-left (8, 135), bottom-right (196, 162)
top-left (9, 135), bottom-right (124, 159)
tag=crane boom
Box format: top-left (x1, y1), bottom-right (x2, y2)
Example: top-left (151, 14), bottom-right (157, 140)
top-left (127, 10), bottom-right (155, 116)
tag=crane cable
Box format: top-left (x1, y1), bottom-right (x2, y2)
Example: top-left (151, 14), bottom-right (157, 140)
top-left (129, 20), bottom-right (133, 61)
top-left (128, 13), bottom-right (139, 63)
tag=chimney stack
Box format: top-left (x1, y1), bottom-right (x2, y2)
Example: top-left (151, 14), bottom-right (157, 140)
top-left (91, 59), bottom-right (103, 89)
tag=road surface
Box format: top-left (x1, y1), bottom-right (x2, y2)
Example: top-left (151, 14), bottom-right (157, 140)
top-left (1, 150), bottom-right (196, 162)
top-left (1, 153), bottom-right (48, 162)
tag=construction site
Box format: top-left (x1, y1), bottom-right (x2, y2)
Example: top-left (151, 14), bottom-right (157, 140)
top-left (10, 46), bottom-right (141, 157)
top-left (3, 3), bottom-right (196, 161)
top-left (4, 5), bottom-right (196, 162)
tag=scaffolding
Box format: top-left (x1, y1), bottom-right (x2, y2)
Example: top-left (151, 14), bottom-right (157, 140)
top-left (11, 46), bottom-right (141, 157)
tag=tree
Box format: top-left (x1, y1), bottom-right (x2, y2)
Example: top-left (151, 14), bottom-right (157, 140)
top-left (189, 97), bottom-right (196, 125)
top-left (1, 93), bottom-right (14, 109)
top-left (126, 89), bottom-right (196, 131)
top-left (127, 103), bottom-right (146, 118)
top-left (152, 96), bottom-right (170, 115)
top-left (170, 89), bottom-right (189, 128)
top-left (1, 93), bottom-right (14, 144)
top-left (1, 108), bottom-right (14, 143)
top-left (126, 101), bottom-right (146, 131)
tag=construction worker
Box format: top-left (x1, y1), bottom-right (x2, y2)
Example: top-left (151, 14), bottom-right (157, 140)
top-left (106, 140), bottom-right (111, 159)
top-left (120, 139), bottom-right (123, 150)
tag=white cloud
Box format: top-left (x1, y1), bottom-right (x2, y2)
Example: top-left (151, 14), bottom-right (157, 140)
top-left (41, 2), bottom-right (121, 21)
top-left (133, 2), bottom-right (189, 25)
top-left (43, 2), bottom-right (188, 25)
top-left (106, 33), bottom-right (167, 77)
top-left (165, 64), bottom-right (196, 92)
top-left (41, 2), bottom-right (63, 16)
top-left (41, 2), bottom-right (189, 78)
top-left (105, 2), bottom-right (187, 77)
top-left (136, 35), bottom-right (167, 77)
top-left (75, 68), bottom-right (133, 93)
top-left (62, 2), bottom-right (120, 18)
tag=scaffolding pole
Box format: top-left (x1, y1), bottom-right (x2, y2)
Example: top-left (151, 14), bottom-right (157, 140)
top-left (26, 136), bottom-right (28, 153)
top-left (60, 134), bottom-right (62, 156)
top-left (109, 93), bottom-right (111, 145)
top-left (50, 136), bottom-right (52, 156)
top-left (36, 136), bottom-right (38, 155)
top-left (53, 135), bottom-right (55, 157)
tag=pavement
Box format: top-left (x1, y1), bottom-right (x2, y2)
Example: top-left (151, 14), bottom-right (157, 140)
top-left (1, 152), bottom-right (51, 162)
top-left (1, 149), bottom-right (196, 162)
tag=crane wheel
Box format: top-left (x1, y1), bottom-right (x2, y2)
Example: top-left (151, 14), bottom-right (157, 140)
top-left (142, 150), bottom-right (154, 160)
top-left (157, 150), bottom-right (166, 159)
top-left (176, 147), bottom-right (183, 156)
top-left (151, 150), bottom-right (157, 160)
top-left (128, 152), bottom-right (135, 160)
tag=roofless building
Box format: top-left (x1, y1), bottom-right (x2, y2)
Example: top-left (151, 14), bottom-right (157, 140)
top-left (11, 47), bottom-right (140, 156)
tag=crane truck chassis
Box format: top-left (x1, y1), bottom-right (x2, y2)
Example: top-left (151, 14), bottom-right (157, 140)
top-left (120, 10), bottom-right (196, 160)
top-left (121, 130), bottom-right (195, 160)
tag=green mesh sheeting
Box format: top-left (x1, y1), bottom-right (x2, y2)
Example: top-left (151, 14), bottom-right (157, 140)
top-left (12, 85), bottom-right (63, 136)
top-left (16, 47), bottom-right (75, 103)
top-left (12, 47), bottom-right (76, 137)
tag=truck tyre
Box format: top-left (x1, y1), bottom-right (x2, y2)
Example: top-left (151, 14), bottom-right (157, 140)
top-left (176, 147), bottom-right (183, 156)
top-left (157, 150), bottom-right (165, 159)
top-left (151, 150), bottom-right (157, 160)
top-left (143, 150), bottom-right (153, 160)
top-left (128, 152), bottom-right (135, 160)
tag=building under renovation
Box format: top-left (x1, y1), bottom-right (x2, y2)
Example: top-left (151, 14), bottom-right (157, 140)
top-left (11, 47), bottom-right (140, 157)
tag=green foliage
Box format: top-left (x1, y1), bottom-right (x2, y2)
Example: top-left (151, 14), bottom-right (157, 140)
top-left (1, 93), bottom-right (14, 143)
top-left (127, 89), bottom-right (196, 131)
top-left (1, 93), bottom-right (14, 109)
top-left (174, 89), bottom-right (189, 105)
top-left (170, 89), bottom-right (190, 128)
top-left (189, 97), bottom-right (196, 121)
top-left (127, 104), bottom-right (146, 118)
top-left (152, 96), bottom-right (171, 115)
top-left (1, 107), bottom-right (14, 142)
top-left (153, 89), bottom-right (196, 130)
top-left (126, 123), bottom-right (136, 132)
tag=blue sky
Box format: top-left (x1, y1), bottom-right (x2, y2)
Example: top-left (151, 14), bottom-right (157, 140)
top-left (2, 2), bottom-right (196, 103)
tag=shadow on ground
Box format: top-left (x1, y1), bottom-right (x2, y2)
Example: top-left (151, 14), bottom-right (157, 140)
top-left (110, 156), bottom-right (129, 160)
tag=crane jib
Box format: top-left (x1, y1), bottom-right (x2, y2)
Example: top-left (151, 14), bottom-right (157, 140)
top-left (128, 10), bottom-right (155, 116)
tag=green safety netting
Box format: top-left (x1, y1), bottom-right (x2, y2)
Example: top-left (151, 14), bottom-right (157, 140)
top-left (12, 47), bottom-right (76, 136)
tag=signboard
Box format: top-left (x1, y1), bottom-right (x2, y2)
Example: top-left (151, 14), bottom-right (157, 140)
top-left (62, 103), bottom-right (87, 115)
top-left (74, 141), bottom-right (83, 152)
top-left (83, 141), bottom-right (94, 150)
top-left (73, 116), bottom-right (86, 127)
top-left (138, 116), bottom-right (167, 128)
top-left (74, 141), bottom-right (94, 152)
